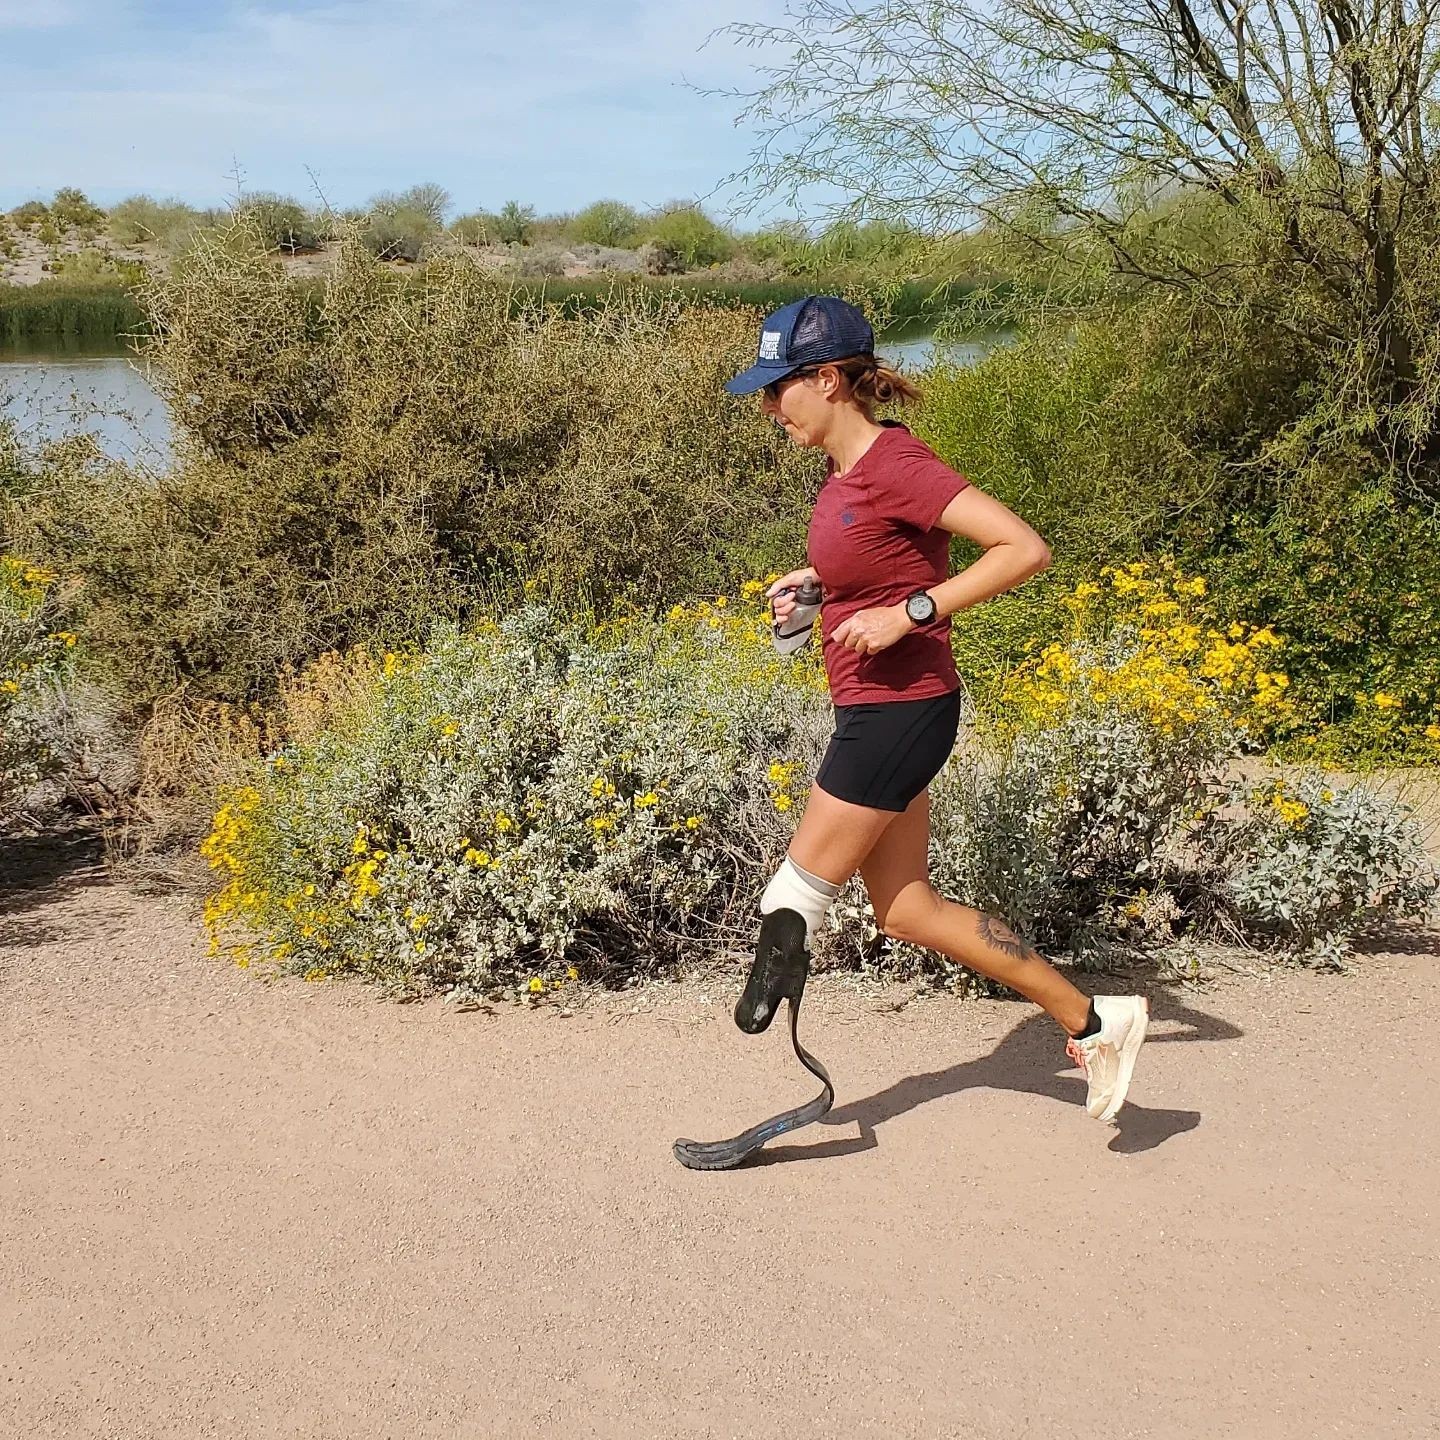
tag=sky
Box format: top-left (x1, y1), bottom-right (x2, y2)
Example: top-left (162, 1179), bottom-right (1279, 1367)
top-left (0, 0), bottom-right (797, 220)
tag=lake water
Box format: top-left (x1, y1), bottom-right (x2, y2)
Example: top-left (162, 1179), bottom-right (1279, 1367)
top-left (878, 326), bottom-right (1014, 371)
top-left (0, 348), bottom-right (171, 466)
top-left (0, 327), bottom-right (1009, 466)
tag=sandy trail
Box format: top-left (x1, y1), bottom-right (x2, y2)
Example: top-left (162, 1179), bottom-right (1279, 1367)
top-left (1, 831), bottom-right (1437, 1440)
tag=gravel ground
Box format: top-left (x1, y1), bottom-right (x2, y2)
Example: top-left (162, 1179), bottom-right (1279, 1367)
top-left (2, 830), bottom-right (1437, 1439)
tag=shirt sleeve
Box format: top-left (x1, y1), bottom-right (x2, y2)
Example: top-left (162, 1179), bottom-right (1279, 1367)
top-left (869, 437), bottom-right (971, 531)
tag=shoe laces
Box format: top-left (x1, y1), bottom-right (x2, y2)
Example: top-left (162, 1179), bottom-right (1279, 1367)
top-left (1065, 1036), bottom-right (1090, 1072)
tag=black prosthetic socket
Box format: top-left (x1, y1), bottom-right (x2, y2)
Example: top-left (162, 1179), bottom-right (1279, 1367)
top-left (734, 908), bottom-right (810, 1034)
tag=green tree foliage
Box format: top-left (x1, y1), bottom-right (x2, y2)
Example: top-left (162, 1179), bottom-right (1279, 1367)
top-left (7, 229), bottom-right (813, 707)
top-left (495, 201), bottom-right (537, 245)
top-left (917, 295), bottom-right (1440, 757)
top-left (573, 199), bottom-right (643, 248)
top-left (729, 0), bottom-right (1440, 473)
top-left (643, 203), bottom-right (733, 272)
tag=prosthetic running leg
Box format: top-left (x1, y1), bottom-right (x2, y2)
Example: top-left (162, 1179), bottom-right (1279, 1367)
top-left (673, 908), bottom-right (835, 1171)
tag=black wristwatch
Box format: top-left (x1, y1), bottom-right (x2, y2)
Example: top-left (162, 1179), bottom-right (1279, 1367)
top-left (904, 590), bottom-right (939, 627)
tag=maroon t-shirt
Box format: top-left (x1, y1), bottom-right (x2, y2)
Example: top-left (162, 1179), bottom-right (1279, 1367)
top-left (806, 422), bottom-right (970, 705)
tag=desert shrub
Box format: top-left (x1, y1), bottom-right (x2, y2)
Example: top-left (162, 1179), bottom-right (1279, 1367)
top-left (363, 186), bottom-right (450, 260)
top-left (0, 556), bottom-right (76, 816)
top-left (362, 206), bottom-right (440, 262)
top-left (1194, 774), bottom-right (1439, 963)
top-left (50, 187), bottom-right (106, 231)
top-left (235, 192), bottom-right (321, 254)
top-left (643, 204), bottom-right (734, 272)
top-left (198, 573), bottom-right (1435, 999)
top-left (913, 293), bottom-right (1440, 757)
top-left (1195, 485), bottom-right (1440, 768)
top-left (914, 303), bottom-right (1285, 569)
top-left (573, 200), bottom-right (642, 249)
top-left (560, 243), bottom-right (644, 275)
top-left (508, 246), bottom-right (567, 278)
top-left (742, 222), bottom-right (813, 271)
top-left (740, 219), bottom-right (927, 278)
top-left (529, 213), bottom-right (579, 246)
top-left (49, 248), bottom-right (147, 286)
top-left (9, 201), bottom-right (49, 230)
top-left (199, 600), bottom-right (831, 996)
top-left (830, 562), bottom-right (1306, 975)
top-left (9, 230), bottom-right (814, 710)
top-left (108, 195), bottom-right (210, 252)
top-left (638, 242), bottom-right (676, 277)
top-left (916, 563), bottom-right (1295, 956)
top-left (449, 212), bottom-right (493, 246)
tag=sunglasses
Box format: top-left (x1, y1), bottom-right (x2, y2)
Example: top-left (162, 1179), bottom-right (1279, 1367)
top-left (762, 367), bottom-right (819, 401)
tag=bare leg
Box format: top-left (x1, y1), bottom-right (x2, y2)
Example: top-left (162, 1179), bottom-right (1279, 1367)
top-left (858, 791), bottom-right (1091, 1036)
top-left (785, 780), bottom-right (902, 887)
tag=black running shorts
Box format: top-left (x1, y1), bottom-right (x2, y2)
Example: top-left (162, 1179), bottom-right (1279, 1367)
top-left (815, 688), bottom-right (963, 812)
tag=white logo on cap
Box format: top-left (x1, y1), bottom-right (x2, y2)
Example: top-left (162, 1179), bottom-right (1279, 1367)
top-left (758, 330), bottom-right (782, 361)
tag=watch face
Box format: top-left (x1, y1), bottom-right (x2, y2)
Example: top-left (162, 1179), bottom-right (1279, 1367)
top-left (906, 593), bottom-right (935, 623)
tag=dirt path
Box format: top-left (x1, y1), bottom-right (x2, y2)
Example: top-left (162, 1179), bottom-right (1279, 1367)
top-left (2, 837), bottom-right (1437, 1439)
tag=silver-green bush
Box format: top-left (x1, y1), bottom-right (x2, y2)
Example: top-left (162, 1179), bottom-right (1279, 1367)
top-left (201, 603), bottom-right (832, 996)
top-left (1196, 773), bottom-right (1439, 964)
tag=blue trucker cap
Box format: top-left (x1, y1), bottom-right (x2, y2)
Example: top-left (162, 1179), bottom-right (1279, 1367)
top-left (725, 294), bottom-right (876, 396)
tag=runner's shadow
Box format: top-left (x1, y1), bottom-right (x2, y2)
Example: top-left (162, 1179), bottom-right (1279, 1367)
top-left (755, 989), bottom-right (1235, 1167)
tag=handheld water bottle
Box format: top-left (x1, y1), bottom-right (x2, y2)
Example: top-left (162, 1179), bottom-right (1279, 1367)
top-left (772, 578), bottom-right (824, 656)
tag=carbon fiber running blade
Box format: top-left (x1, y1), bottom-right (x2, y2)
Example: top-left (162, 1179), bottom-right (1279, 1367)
top-left (672, 1000), bottom-right (834, 1171)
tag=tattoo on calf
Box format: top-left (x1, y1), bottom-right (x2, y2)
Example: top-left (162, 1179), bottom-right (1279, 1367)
top-left (976, 913), bottom-right (1038, 962)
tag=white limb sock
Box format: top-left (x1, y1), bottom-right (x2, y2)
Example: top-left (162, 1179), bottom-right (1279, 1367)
top-left (759, 856), bottom-right (841, 945)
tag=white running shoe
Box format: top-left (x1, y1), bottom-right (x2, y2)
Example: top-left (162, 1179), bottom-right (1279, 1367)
top-left (1066, 996), bottom-right (1150, 1123)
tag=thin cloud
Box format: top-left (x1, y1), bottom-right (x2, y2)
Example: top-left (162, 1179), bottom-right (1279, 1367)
top-left (1, 0), bottom-right (783, 213)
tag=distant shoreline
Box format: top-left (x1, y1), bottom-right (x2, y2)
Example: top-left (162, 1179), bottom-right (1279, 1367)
top-left (0, 267), bottom-right (985, 352)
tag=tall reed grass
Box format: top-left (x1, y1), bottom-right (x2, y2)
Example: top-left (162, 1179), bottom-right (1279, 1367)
top-left (0, 282), bottom-right (146, 348)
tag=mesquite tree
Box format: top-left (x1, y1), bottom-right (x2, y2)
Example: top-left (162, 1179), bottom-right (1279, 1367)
top-left (725, 0), bottom-right (1440, 462)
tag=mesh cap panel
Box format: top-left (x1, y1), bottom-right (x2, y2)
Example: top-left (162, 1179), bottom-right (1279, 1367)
top-left (790, 297), bottom-right (874, 365)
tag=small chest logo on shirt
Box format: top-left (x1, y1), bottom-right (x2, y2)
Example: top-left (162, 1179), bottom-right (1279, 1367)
top-left (841, 508), bottom-right (856, 526)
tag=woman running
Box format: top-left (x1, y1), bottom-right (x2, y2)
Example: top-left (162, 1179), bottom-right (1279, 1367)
top-left (728, 295), bottom-right (1147, 1124)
